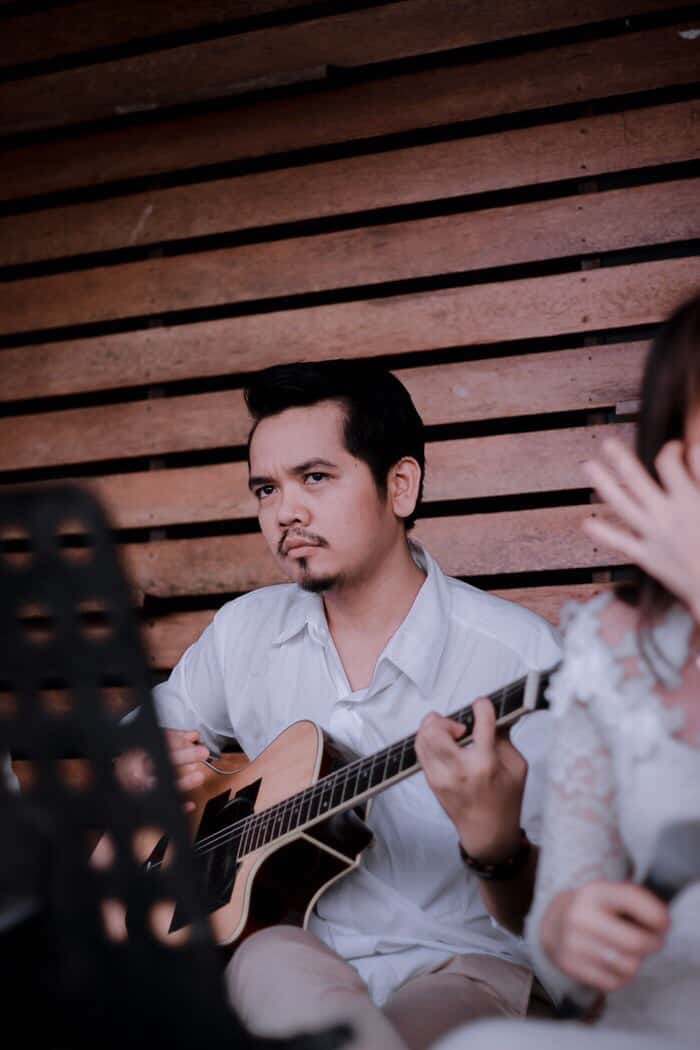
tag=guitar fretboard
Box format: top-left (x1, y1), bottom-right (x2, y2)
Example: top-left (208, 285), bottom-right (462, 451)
top-left (229, 665), bottom-right (555, 858)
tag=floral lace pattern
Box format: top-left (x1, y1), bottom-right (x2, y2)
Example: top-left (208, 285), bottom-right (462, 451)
top-left (525, 593), bottom-right (700, 1041)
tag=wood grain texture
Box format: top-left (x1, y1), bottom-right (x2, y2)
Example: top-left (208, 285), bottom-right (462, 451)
top-left (0, 0), bottom-right (679, 75)
top-left (2, 257), bottom-right (695, 407)
top-left (0, 343), bottom-right (646, 471)
top-left (122, 504), bottom-right (622, 598)
top-left (4, 179), bottom-right (697, 333)
top-left (1, 24), bottom-right (697, 200)
top-left (68, 422), bottom-right (634, 530)
top-left (2, 100), bottom-right (697, 266)
top-left (0, 1), bottom-right (682, 134)
top-left (142, 581), bottom-right (611, 667)
top-left (0, 1), bottom-right (315, 68)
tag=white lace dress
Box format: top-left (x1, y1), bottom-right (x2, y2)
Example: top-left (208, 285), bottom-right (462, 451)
top-left (434, 592), bottom-right (700, 1050)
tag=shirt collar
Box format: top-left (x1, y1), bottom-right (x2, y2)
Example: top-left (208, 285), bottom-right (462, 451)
top-left (375, 542), bottom-right (451, 699)
top-left (272, 586), bottom-right (327, 647)
top-left (271, 542), bottom-right (452, 700)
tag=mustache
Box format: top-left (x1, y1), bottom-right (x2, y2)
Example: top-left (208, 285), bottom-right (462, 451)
top-left (278, 528), bottom-right (329, 557)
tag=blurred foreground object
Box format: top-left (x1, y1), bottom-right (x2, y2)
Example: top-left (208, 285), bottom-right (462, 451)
top-left (0, 484), bottom-right (348, 1050)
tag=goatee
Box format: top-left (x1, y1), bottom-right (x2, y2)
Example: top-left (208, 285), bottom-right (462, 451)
top-left (297, 560), bottom-right (340, 593)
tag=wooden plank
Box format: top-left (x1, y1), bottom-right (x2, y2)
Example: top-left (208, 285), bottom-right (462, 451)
top-left (0, 1), bottom-right (682, 134)
top-left (121, 504), bottom-right (623, 597)
top-left (2, 100), bottom-right (697, 266)
top-left (489, 583), bottom-right (612, 628)
top-left (0, 342), bottom-right (647, 472)
top-left (1, 24), bottom-right (697, 200)
top-left (142, 580), bottom-right (612, 666)
top-left (74, 423), bottom-right (635, 530)
top-left (1, 256), bottom-right (694, 406)
top-left (3, 179), bottom-right (697, 334)
top-left (0, 0), bottom-right (679, 76)
top-left (0, 2), bottom-right (316, 68)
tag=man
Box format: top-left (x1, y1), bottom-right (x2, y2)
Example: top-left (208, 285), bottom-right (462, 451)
top-left (153, 361), bottom-right (561, 1049)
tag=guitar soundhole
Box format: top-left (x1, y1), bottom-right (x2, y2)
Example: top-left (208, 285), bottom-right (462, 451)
top-left (168, 780), bottom-right (261, 933)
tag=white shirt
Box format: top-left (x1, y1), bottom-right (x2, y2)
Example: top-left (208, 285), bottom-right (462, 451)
top-left (153, 545), bottom-right (561, 1004)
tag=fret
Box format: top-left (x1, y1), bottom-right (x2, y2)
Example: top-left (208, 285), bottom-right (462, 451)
top-left (330, 769), bottom-right (346, 809)
top-left (239, 817), bottom-right (251, 857)
top-left (315, 779), bottom-right (334, 819)
top-left (298, 783), bottom-right (314, 827)
top-left (354, 761), bottom-right (373, 798)
top-left (280, 795), bottom-right (296, 836)
top-left (251, 813), bottom-right (265, 852)
top-left (496, 684), bottom-right (508, 720)
top-left (383, 747), bottom-right (403, 780)
top-left (287, 792), bottom-right (305, 833)
top-left (368, 752), bottom-right (385, 789)
top-left (399, 737), bottom-right (416, 772)
top-left (455, 706), bottom-right (474, 738)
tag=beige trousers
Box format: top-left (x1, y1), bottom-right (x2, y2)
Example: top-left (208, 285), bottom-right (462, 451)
top-left (226, 925), bottom-right (545, 1050)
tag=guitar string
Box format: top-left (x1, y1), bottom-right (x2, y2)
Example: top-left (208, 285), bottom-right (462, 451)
top-left (229, 672), bottom-right (540, 854)
top-left (160, 673), bottom-right (543, 867)
top-left (171, 674), bottom-right (540, 865)
top-left (151, 674), bottom-right (540, 871)
top-left (188, 680), bottom-right (519, 859)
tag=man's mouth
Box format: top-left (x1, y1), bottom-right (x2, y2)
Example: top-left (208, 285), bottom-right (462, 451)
top-left (279, 532), bottom-right (326, 557)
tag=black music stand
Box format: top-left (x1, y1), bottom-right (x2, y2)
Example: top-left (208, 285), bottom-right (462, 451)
top-left (0, 484), bottom-right (348, 1050)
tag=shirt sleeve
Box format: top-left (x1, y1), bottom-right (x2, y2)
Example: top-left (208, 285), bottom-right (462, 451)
top-left (525, 601), bottom-right (628, 1003)
top-left (151, 608), bottom-right (236, 755)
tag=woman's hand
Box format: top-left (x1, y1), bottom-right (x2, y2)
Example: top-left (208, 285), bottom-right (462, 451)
top-left (583, 438), bottom-right (700, 621)
top-left (415, 697), bottom-right (527, 863)
top-left (541, 881), bottom-right (670, 993)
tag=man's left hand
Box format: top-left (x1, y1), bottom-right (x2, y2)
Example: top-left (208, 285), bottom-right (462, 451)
top-left (415, 697), bottom-right (527, 863)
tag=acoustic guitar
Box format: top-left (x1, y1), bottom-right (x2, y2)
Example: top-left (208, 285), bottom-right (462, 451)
top-left (145, 664), bottom-right (556, 949)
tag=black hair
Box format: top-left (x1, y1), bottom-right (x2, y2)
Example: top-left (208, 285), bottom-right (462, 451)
top-left (618, 290), bottom-right (700, 636)
top-left (244, 361), bottom-right (425, 529)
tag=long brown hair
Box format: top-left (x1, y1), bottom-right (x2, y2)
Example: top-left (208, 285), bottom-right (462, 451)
top-left (618, 290), bottom-right (700, 643)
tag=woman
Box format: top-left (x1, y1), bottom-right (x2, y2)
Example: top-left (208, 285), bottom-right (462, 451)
top-left (431, 290), bottom-right (700, 1050)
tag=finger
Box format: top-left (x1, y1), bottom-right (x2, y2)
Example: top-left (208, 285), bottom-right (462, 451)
top-left (582, 459), bottom-right (649, 532)
top-left (176, 765), bottom-right (206, 792)
top-left (571, 948), bottom-right (639, 993)
top-left (166, 729), bottom-right (201, 746)
top-left (584, 911), bottom-right (665, 959)
top-left (655, 440), bottom-right (697, 495)
top-left (594, 882), bottom-right (670, 934)
top-left (600, 438), bottom-right (665, 512)
top-left (582, 516), bottom-right (647, 564)
top-left (416, 715), bottom-right (463, 766)
top-left (471, 697), bottom-right (496, 757)
top-left (168, 744), bottom-right (210, 767)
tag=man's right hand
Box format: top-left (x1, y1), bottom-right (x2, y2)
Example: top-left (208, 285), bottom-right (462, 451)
top-left (541, 881), bottom-right (670, 993)
top-left (116, 729), bottom-right (209, 799)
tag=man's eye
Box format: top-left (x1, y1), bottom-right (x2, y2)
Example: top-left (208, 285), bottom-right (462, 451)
top-left (305, 472), bottom-right (327, 484)
top-left (255, 485), bottom-right (276, 500)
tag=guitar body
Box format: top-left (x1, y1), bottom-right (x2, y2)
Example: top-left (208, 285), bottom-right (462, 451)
top-left (160, 721), bottom-right (373, 950)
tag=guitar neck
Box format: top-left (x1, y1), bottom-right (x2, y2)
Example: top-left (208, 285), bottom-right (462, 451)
top-left (237, 663), bottom-right (557, 857)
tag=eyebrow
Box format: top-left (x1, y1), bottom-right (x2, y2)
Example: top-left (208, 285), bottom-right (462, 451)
top-left (248, 458), bottom-right (339, 492)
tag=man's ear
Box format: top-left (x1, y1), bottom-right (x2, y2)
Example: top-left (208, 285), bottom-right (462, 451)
top-left (387, 457), bottom-right (422, 520)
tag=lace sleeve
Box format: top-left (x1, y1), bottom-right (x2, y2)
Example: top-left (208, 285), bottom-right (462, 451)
top-left (525, 597), bottom-right (629, 1002)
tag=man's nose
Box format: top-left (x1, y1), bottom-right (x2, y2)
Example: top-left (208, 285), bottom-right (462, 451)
top-left (276, 486), bottom-right (310, 527)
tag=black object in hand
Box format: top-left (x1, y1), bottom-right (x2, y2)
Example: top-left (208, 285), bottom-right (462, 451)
top-left (557, 818), bottom-right (700, 1021)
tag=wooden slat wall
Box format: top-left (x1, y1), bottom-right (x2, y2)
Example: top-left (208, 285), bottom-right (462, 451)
top-left (1, 0), bottom-right (698, 671)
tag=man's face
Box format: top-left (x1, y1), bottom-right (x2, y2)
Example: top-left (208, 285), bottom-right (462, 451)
top-left (248, 401), bottom-right (400, 592)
